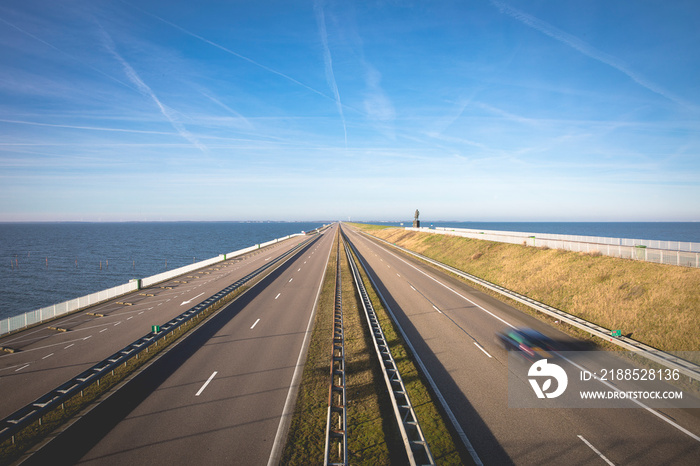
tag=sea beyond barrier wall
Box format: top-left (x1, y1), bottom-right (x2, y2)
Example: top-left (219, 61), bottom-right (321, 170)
top-left (406, 227), bottom-right (700, 268)
top-left (0, 233), bottom-right (304, 336)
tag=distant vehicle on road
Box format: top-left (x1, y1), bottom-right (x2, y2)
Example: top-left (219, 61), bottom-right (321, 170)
top-left (496, 327), bottom-right (556, 361)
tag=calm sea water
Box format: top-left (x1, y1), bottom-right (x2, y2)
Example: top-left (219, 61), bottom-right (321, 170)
top-left (3, 221), bottom-right (699, 321)
top-left (0, 222), bottom-right (323, 320)
top-left (369, 221), bottom-right (700, 243)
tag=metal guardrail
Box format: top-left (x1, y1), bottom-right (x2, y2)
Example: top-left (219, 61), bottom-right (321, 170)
top-left (324, 234), bottom-right (348, 466)
top-left (0, 235), bottom-right (317, 445)
top-left (361, 229), bottom-right (700, 383)
top-left (343, 233), bottom-right (435, 466)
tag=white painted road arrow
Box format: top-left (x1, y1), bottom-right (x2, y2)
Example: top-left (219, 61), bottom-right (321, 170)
top-left (181, 292), bottom-right (205, 306)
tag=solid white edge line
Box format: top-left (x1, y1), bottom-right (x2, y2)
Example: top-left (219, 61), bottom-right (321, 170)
top-left (347, 229), bottom-right (483, 466)
top-left (195, 371), bottom-right (218, 397)
top-left (267, 229), bottom-right (334, 466)
top-left (358, 228), bottom-right (700, 444)
top-left (577, 435), bottom-right (615, 465)
top-left (473, 341), bottom-right (492, 358)
top-left (374, 240), bottom-right (516, 330)
top-left (251, 318), bottom-right (261, 329)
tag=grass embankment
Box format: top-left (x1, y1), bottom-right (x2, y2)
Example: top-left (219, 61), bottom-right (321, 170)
top-left (281, 231), bottom-right (468, 465)
top-left (351, 224), bottom-right (700, 353)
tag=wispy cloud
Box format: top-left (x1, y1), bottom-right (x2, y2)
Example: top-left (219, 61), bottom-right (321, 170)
top-left (476, 101), bottom-right (540, 126)
top-left (489, 0), bottom-right (697, 112)
top-left (99, 29), bottom-right (206, 151)
top-left (363, 64), bottom-right (395, 124)
top-left (0, 14), bottom-right (135, 92)
top-left (197, 90), bottom-right (254, 130)
top-left (118, 0), bottom-right (333, 103)
top-left (0, 118), bottom-right (177, 136)
top-left (314, 0), bottom-right (347, 148)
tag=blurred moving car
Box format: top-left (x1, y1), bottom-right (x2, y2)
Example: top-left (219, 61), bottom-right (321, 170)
top-left (496, 327), bottom-right (556, 361)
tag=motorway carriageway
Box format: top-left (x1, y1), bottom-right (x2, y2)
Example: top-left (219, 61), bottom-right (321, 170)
top-left (341, 224), bottom-right (700, 465)
top-left (24, 225), bottom-right (336, 465)
top-left (0, 233), bottom-right (311, 420)
top-left (11, 222), bottom-right (700, 465)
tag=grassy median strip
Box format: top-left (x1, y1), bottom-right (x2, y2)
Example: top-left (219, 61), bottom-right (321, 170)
top-left (351, 224), bottom-right (700, 353)
top-left (283, 232), bottom-right (405, 464)
top-left (342, 240), bottom-right (406, 465)
top-left (280, 234), bottom-right (337, 464)
top-left (282, 231), bottom-right (468, 465)
top-left (347, 243), bottom-right (470, 465)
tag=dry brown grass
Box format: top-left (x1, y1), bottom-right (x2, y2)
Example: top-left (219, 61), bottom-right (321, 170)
top-left (358, 226), bottom-right (700, 352)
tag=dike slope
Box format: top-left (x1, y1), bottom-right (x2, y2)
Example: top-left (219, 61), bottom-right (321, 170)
top-left (355, 224), bottom-right (700, 352)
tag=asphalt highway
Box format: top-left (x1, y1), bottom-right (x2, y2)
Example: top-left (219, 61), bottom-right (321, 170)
top-left (12, 222), bottom-right (700, 465)
top-left (25, 225), bottom-right (337, 465)
top-left (341, 224), bottom-right (700, 465)
top-left (0, 234), bottom-right (310, 420)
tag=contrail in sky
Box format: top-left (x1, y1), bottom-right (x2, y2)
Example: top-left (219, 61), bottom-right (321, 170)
top-left (489, 0), bottom-right (697, 111)
top-left (118, 0), bottom-right (333, 103)
top-left (0, 118), bottom-right (177, 135)
top-left (314, 0), bottom-right (348, 147)
top-left (198, 90), bottom-right (254, 130)
top-left (0, 15), bottom-right (135, 92)
top-left (100, 30), bottom-right (207, 151)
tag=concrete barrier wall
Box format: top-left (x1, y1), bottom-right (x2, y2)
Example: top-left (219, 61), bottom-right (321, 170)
top-left (0, 232), bottom-right (306, 336)
top-left (140, 255), bottom-right (225, 288)
top-left (406, 227), bottom-right (700, 268)
top-left (0, 281), bottom-right (138, 336)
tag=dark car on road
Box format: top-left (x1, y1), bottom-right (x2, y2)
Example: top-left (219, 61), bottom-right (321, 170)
top-left (496, 327), bottom-right (557, 361)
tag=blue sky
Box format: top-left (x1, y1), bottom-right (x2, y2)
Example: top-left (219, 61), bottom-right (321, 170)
top-left (0, 0), bottom-right (698, 222)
